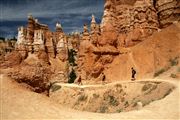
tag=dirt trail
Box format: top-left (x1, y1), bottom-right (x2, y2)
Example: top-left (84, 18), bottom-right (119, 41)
top-left (1, 74), bottom-right (179, 120)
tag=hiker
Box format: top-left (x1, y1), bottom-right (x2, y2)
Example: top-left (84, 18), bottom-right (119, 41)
top-left (77, 75), bottom-right (83, 85)
top-left (101, 72), bottom-right (106, 84)
top-left (131, 67), bottom-right (136, 81)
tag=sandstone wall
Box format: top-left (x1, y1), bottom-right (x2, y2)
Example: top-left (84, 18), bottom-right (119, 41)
top-left (101, 0), bottom-right (179, 47)
top-left (155, 0), bottom-right (180, 27)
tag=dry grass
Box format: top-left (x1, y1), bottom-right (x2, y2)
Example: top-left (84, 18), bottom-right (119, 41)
top-left (93, 93), bottom-right (99, 98)
top-left (51, 84), bottom-right (61, 92)
top-left (170, 73), bottom-right (177, 78)
top-left (108, 95), bottom-right (119, 106)
top-left (169, 57), bottom-right (179, 66)
top-left (154, 68), bottom-right (166, 77)
top-left (99, 105), bottom-right (108, 113)
top-left (78, 94), bottom-right (87, 101)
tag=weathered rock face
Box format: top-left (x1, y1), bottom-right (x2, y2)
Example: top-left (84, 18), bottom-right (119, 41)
top-left (9, 62), bottom-right (52, 93)
top-left (90, 15), bottom-right (101, 47)
top-left (15, 15), bottom-right (72, 63)
top-left (82, 24), bottom-right (90, 41)
top-left (155, 0), bottom-right (180, 28)
top-left (78, 15), bottom-right (119, 80)
top-left (33, 30), bottom-right (45, 53)
top-left (56, 36), bottom-right (68, 61)
top-left (99, 23), bottom-right (118, 47)
top-left (77, 0), bottom-right (179, 81)
top-left (6, 15), bottom-right (76, 85)
top-left (101, 0), bottom-right (159, 47)
top-left (45, 31), bottom-right (55, 58)
top-left (26, 15), bottom-right (48, 53)
top-left (1, 51), bottom-right (23, 68)
top-left (101, 0), bottom-right (179, 47)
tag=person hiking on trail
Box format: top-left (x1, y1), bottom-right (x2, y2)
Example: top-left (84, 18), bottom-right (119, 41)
top-left (131, 67), bottom-right (136, 81)
top-left (101, 72), bottom-right (106, 84)
top-left (77, 75), bottom-right (83, 85)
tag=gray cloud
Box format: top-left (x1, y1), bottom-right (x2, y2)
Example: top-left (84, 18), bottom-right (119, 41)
top-left (1, 0), bottom-right (104, 21)
top-left (0, 0), bottom-right (104, 38)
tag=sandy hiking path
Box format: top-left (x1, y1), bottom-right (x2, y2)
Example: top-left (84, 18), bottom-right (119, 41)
top-left (0, 74), bottom-right (180, 120)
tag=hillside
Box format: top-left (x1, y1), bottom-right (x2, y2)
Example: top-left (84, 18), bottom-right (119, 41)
top-left (105, 22), bottom-right (180, 81)
top-left (1, 74), bottom-right (179, 119)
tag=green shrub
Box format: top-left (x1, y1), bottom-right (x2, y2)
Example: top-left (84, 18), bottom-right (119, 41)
top-left (132, 102), bottom-right (137, 107)
top-left (124, 101), bottom-right (129, 107)
top-left (93, 93), bottom-right (99, 98)
top-left (142, 83), bottom-right (152, 91)
top-left (51, 84), bottom-right (61, 92)
top-left (99, 106), bottom-right (108, 113)
top-left (78, 94), bottom-right (87, 101)
top-left (170, 73), bottom-right (177, 78)
top-left (154, 68), bottom-right (166, 77)
top-left (115, 84), bottom-right (122, 88)
top-left (68, 49), bottom-right (77, 66)
top-left (108, 95), bottom-right (119, 106)
top-left (142, 83), bottom-right (158, 95)
top-left (116, 109), bottom-right (122, 113)
top-left (68, 69), bottom-right (77, 83)
top-left (169, 57), bottom-right (179, 66)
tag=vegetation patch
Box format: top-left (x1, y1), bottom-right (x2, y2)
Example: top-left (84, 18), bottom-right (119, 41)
top-left (170, 73), bottom-right (177, 78)
top-left (52, 81), bottom-right (175, 114)
top-left (78, 94), bottom-right (87, 101)
top-left (142, 83), bottom-right (153, 92)
top-left (116, 109), bottom-right (122, 113)
top-left (146, 85), bottom-right (157, 94)
top-left (169, 57), bottom-right (179, 66)
top-left (99, 105), bottom-right (108, 113)
top-left (124, 101), bottom-right (129, 108)
top-left (68, 49), bottom-right (77, 66)
top-left (115, 84), bottom-right (122, 88)
top-left (142, 83), bottom-right (157, 95)
top-left (93, 93), bottom-right (99, 98)
top-left (51, 84), bottom-right (61, 92)
top-left (108, 95), bottom-right (119, 106)
top-left (68, 69), bottom-right (77, 83)
top-left (154, 68), bottom-right (166, 77)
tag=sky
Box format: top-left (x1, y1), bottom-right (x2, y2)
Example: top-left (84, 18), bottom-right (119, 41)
top-left (0, 0), bottom-right (104, 38)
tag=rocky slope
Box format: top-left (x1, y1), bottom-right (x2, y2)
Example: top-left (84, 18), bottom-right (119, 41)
top-left (51, 80), bottom-right (175, 113)
top-left (106, 22), bottom-right (180, 81)
top-left (101, 0), bottom-right (180, 47)
top-left (77, 0), bottom-right (180, 82)
top-left (1, 74), bottom-right (179, 119)
top-left (155, 0), bottom-right (180, 27)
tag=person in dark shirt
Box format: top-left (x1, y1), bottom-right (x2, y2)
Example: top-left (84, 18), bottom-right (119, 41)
top-left (101, 72), bottom-right (106, 84)
top-left (131, 67), bottom-right (136, 81)
top-left (77, 75), bottom-right (83, 85)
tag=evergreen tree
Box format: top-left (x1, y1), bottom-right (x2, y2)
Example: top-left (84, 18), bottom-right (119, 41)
top-left (68, 49), bottom-right (77, 66)
top-left (68, 69), bottom-right (77, 83)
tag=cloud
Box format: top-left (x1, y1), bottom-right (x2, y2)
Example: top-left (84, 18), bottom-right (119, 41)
top-left (0, 0), bottom-right (104, 21)
top-left (0, 0), bottom-right (104, 38)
